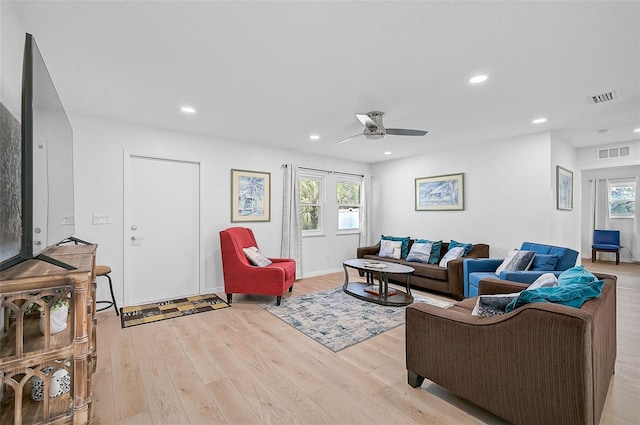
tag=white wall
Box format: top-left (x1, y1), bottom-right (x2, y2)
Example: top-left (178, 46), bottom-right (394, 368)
top-left (70, 113), bottom-right (370, 305)
top-left (370, 132), bottom-right (580, 258)
top-left (550, 133), bottom-right (581, 253)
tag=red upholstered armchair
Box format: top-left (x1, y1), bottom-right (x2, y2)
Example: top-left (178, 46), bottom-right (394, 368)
top-left (219, 227), bottom-right (296, 305)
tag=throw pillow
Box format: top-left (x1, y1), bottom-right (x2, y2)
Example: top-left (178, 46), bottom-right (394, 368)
top-left (242, 246), bottom-right (273, 267)
top-left (527, 272), bottom-right (558, 290)
top-left (378, 239), bottom-right (402, 259)
top-left (381, 235), bottom-right (411, 258)
top-left (529, 254), bottom-right (559, 271)
top-left (416, 239), bottom-right (443, 264)
top-left (471, 293), bottom-right (520, 317)
top-left (406, 242), bottom-right (432, 263)
top-left (438, 246), bottom-right (465, 267)
top-left (495, 250), bottom-right (535, 276)
top-left (557, 265), bottom-right (597, 286)
top-left (448, 239), bottom-right (473, 256)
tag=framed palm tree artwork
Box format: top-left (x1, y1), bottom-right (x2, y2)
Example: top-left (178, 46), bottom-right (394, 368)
top-left (231, 169), bottom-right (271, 222)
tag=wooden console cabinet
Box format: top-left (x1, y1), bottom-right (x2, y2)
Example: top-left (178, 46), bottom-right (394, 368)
top-left (0, 244), bottom-right (97, 425)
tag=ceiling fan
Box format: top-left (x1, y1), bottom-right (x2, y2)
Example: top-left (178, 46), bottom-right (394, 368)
top-left (336, 111), bottom-right (428, 144)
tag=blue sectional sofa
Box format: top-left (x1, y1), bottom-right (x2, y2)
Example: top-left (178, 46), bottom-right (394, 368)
top-left (463, 241), bottom-right (579, 298)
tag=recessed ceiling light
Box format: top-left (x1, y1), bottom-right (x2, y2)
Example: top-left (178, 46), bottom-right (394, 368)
top-left (469, 74), bottom-right (488, 84)
top-left (633, 128), bottom-right (640, 133)
top-left (384, 151), bottom-right (392, 155)
top-left (181, 106), bottom-right (196, 113)
top-left (598, 129), bottom-right (610, 134)
top-left (531, 118), bottom-right (548, 124)
top-left (309, 134), bottom-right (320, 140)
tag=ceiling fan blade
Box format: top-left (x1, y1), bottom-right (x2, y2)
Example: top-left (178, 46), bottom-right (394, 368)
top-left (336, 134), bottom-right (363, 145)
top-left (356, 113), bottom-right (377, 129)
top-left (386, 128), bottom-right (428, 136)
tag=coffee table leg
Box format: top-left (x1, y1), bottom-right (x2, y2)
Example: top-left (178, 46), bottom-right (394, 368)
top-left (342, 263), bottom-right (350, 291)
top-left (405, 274), bottom-right (412, 296)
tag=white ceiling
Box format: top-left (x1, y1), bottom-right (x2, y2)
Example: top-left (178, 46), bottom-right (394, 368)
top-left (11, 1), bottom-right (640, 164)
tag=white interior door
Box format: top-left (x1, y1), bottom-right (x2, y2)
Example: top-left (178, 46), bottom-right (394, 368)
top-left (124, 152), bottom-right (203, 306)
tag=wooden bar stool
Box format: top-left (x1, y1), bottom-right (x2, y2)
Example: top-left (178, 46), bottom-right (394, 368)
top-left (95, 265), bottom-right (119, 315)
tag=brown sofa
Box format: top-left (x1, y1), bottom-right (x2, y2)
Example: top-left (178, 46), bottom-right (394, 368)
top-left (357, 240), bottom-right (489, 300)
top-left (406, 273), bottom-right (617, 425)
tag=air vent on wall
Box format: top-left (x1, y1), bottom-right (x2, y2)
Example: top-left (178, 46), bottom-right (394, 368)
top-left (598, 146), bottom-right (630, 159)
top-left (590, 90), bottom-right (617, 104)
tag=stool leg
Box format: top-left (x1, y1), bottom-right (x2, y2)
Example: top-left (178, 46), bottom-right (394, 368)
top-left (106, 274), bottom-right (119, 316)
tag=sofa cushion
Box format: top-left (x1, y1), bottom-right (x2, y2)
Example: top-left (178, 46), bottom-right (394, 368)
top-left (495, 250), bottom-right (535, 275)
top-left (530, 254), bottom-right (559, 271)
top-left (381, 235), bottom-right (411, 258)
top-left (378, 239), bottom-right (403, 259)
top-left (468, 272), bottom-right (497, 297)
top-left (243, 247), bottom-right (272, 267)
top-left (406, 242), bottom-right (432, 263)
top-left (410, 262), bottom-right (448, 281)
top-left (439, 246), bottom-right (465, 267)
top-left (448, 239), bottom-right (473, 256)
top-left (527, 272), bottom-right (558, 290)
top-left (416, 239), bottom-right (442, 264)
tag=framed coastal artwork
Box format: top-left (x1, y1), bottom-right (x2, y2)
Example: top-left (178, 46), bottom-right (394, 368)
top-left (415, 173), bottom-right (464, 211)
top-left (231, 169), bottom-right (271, 222)
top-left (556, 165), bottom-right (573, 210)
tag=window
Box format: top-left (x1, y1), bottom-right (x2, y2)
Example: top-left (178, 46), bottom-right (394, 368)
top-left (300, 175), bottom-right (323, 232)
top-left (337, 180), bottom-right (361, 231)
top-left (608, 180), bottom-right (636, 218)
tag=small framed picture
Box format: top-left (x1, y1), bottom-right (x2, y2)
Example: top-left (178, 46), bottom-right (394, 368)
top-left (231, 169), bottom-right (271, 222)
top-left (415, 173), bottom-right (464, 211)
top-left (556, 166), bottom-right (573, 210)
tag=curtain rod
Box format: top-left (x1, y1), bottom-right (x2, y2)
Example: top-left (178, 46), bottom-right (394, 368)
top-left (281, 164), bottom-right (364, 178)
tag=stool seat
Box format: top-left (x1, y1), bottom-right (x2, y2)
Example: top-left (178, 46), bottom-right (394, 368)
top-left (96, 265), bottom-right (112, 276)
top-left (95, 264), bottom-right (119, 315)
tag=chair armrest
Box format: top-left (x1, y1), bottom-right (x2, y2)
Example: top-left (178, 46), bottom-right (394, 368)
top-left (445, 258), bottom-right (466, 300)
top-left (269, 258), bottom-right (295, 263)
top-left (463, 258), bottom-right (503, 274)
top-left (478, 278), bottom-right (529, 295)
top-left (357, 242), bottom-right (381, 258)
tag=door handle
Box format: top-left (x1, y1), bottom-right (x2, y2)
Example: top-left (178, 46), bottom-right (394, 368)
top-left (131, 236), bottom-right (144, 240)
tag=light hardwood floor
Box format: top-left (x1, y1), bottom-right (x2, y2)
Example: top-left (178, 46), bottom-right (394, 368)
top-left (92, 260), bottom-right (639, 424)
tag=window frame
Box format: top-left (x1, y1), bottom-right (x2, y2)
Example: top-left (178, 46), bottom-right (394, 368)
top-left (608, 179), bottom-right (636, 219)
top-left (336, 177), bottom-right (362, 234)
top-left (299, 172), bottom-right (325, 236)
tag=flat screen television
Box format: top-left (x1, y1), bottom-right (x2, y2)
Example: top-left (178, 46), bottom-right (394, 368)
top-left (0, 33), bottom-right (76, 271)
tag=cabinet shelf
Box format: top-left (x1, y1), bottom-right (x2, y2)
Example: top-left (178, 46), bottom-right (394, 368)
top-left (0, 245), bottom-right (97, 425)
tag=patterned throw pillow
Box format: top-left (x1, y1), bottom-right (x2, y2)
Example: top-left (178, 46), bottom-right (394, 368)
top-left (438, 246), bottom-right (466, 267)
top-left (495, 250), bottom-right (535, 276)
top-left (415, 239), bottom-right (442, 264)
top-left (448, 239), bottom-right (473, 256)
top-left (528, 273), bottom-right (558, 290)
top-left (381, 235), bottom-right (411, 258)
top-left (378, 239), bottom-right (403, 259)
top-left (406, 242), bottom-right (432, 263)
top-left (471, 293), bottom-right (520, 317)
top-left (243, 246), bottom-right (273, 267)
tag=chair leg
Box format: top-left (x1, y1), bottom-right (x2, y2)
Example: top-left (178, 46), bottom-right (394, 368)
top-left (226, 294), bottom-right (232, 304)
top-left (289, 285), bottom-right (293, 293)
top-left (106, 274), bottom-right (119, 316)
top-left (592, 249), bottom-right (596, 262)
top-left (616, 251), bottom-right (620, 265)
top-left (407, 371), bottom-right (425, 388)
top-left (276, 296), bottom-right (282, 306)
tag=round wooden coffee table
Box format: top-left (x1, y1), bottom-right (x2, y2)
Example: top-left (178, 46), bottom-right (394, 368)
top-left (342, 258), bottom-right (414, 306)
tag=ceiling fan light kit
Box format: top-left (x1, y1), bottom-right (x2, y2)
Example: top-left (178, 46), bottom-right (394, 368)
top-left (337, 111), bottom-right (428, 144)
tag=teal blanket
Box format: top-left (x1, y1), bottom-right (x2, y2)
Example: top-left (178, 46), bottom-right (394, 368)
top-left (505, 265), bottom-right (605, 313)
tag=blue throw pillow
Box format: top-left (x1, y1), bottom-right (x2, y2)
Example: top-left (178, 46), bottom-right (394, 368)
top-left (530, 254), bottom-right (559, 271)
top-left (448, 239), bottom-right (473, 256)
top-left (505, 278), bottom-right (605, 312)
top-left (557, 265), bottom-right (597, 286)
top-left (416, 238), bottom-right (442, 264)
top-left (381, 235), bottom-right (410, 259)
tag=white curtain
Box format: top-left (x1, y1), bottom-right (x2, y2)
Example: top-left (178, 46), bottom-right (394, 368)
top-left (281, 164), bottom-right (302, 276)
top-left (359, 174), bottom-right (373, 247)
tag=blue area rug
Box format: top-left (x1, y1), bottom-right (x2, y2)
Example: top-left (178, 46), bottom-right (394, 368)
top-left (260, 286), bottom-right (452, 352)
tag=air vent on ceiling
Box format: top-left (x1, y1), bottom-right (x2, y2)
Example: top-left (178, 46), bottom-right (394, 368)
top-left (598, 146), bottom-right (630, 160)
top-left (590, 90), bottom-right (617, 104)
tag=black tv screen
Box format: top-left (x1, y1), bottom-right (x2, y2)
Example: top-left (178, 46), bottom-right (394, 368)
top-left (0, 33), bottom-right (75, 271)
